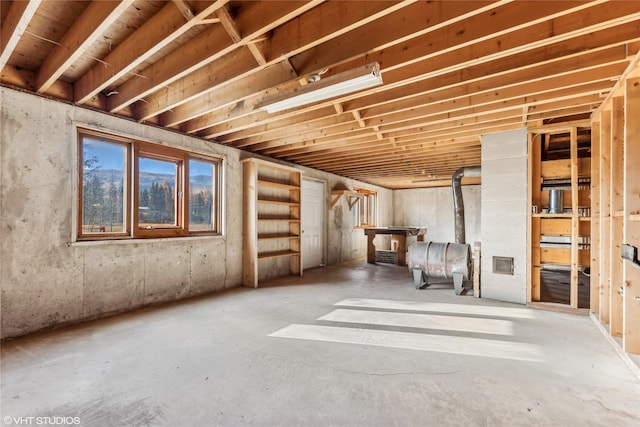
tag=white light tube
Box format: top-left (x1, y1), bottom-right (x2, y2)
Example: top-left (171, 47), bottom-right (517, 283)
top-left (258, 63), bottom-right (383, 114)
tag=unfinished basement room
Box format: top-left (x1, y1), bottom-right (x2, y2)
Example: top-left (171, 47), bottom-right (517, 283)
top-left (2, 1), bottom-right (640, 426)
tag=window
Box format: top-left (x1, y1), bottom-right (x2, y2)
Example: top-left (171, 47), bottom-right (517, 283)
top-left (352, 188), bottom-right (377, 228)
top-left (78, 130), bottom-right (222, 240)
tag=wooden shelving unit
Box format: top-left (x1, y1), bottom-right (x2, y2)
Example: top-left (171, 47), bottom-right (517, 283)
top-left (243, 158), bottom-right (302, 288)
top-left (528, 125), bottom-right (591, 309)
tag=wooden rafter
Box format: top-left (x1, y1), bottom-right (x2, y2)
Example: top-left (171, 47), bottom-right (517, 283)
top-left (36, 1), bottom-right (132, 93)
top-left (0, 0), bottom-right (42, 69)
top-left (2, 0), bottom-right (640, 189)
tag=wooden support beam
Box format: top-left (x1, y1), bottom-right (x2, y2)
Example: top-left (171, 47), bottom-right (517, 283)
top-left (36, 1), bottom-right (132, 93)
top-left (610, 96), bottom-right (625, 336)
top-left (528, 132), bottom-right (542, 303)
top-left (599, 108), bottom-right (612, 324)
top-left (0, 0), bottom-right (42, 69)
top-left (352, 110), bottom-right (366, 128)
top-left (590, 120), bottom-right (601, 314)
top-left (623, 77), bottom-right (640, 354)
top-left (124, 1), bottom-right (322, 119)
top-left (570, 127), bottom-right (579, 308)
top-left (75, 1), bottom-right (230, 105)
top-left (243, 159), bottom-right (258, 288)
top-left (172, 0), bottom-right (195, 21)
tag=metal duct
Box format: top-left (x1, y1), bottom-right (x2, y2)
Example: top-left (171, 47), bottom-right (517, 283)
top-left (452, 166), bottom-right (481, 244)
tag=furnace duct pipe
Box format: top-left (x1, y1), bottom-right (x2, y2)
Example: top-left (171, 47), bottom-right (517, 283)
top-left (452, 166), bottom-right (481, 244)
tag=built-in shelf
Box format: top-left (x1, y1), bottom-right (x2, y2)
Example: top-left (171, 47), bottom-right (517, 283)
top-left (529, 125), bottom-right (591, 310)
top-left (243, 158), bottom-right (302, 288)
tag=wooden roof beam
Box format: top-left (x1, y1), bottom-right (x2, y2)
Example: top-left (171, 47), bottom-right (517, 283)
top-left (74, 0), bottom-right (230, 105)
top-left (163, 0), bottom-right (502, 127)
top-left (0, 0), bottom-right (42, 69)
top-left (130, 1), bottom-right (322, 121)
top-left (195, 4), bottom-right (640, 139)
top-left (234, 56), bottom-right (627, 152)
top-left (36, 1), bottom-right (132, 93)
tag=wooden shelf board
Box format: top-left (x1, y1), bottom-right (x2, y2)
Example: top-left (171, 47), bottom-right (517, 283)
top-left (630, 214), bottom-right (640, 222)
top-left (257, 217), bottom-right (300, 222)
top-left (532, 213), bottom-right (574, 218)
top-left (257, 199), bottom-right (300, 206)
top-left (257, 179), bottom-right (299, 190)
top-left (579, 217), bottom-right (591, 222)
top-left (258, 234), bottom-right (300, 241)
top-left (258, 250), bottom-right (300, 260)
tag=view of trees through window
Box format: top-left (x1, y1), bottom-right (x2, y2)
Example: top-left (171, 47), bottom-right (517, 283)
top-left (189, 159), bottom-right (215, 231)
top-left (82, 138), bottom-right (126, 234)
top-left (138, 157), bottom-right (177, 227)
top-left (79, 131), bottom-right (220, 239)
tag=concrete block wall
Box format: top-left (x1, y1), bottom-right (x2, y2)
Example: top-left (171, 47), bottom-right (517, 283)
top-left (480, 128), bottom-right (528, 304)
top-left (393, 185), bottom-right (481, 244)
top-left (0, 87), bottom-right (391, 338)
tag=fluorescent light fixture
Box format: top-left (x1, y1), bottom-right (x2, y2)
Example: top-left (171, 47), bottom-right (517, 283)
top-left (258, 62), bottom-right (382, 113)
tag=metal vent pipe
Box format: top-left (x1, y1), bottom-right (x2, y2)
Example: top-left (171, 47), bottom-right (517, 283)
top-left (452, 166), bottom-right (481, 244)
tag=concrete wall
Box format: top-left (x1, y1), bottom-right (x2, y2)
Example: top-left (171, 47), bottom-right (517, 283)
top-left (393, 185), bottom-right (481, 244)
top-left (0, 87), bottom-right (391, 338)
top-left (480, 128), bottom-right (528, 304)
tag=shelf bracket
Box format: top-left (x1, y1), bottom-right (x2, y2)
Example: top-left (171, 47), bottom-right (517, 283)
top-left (330, 190), bottom-right (361, 210)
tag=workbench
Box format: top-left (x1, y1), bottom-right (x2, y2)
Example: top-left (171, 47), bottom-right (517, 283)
top-left (364, 227), bottom-right (427, 266)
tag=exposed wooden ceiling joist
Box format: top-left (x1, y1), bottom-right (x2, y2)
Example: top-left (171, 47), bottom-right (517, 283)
top-left (1, 0), bottom-right (639, 188)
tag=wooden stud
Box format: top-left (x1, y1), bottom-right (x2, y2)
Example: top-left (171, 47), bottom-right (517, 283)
top-left (570, 127), bottom-right (579, 308)
top-left (599, 108), bottom-right (612, 324)
top-left (473, 242), bottom-right (481, 298)
top-left (610, 96), bottom-right (625, 336)
top-left (591, 120), bottom-right (601, 314)
top-left (243, 159), bottom-right (258, 288)
top-left (623, 77), bottom-right (640, 353)
top-left (528, 132), bottom-right (541, 303)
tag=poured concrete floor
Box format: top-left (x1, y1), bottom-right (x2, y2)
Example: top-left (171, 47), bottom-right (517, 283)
top-left (2, 260), bottom-right (640, 426)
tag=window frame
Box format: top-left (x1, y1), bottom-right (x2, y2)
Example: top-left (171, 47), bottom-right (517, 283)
top-left (77, 129), bottom-right (222, 241)
top-left (77, 131), bottom-right (132, 240)
top-left (352, 188), bottom-right (377, 229)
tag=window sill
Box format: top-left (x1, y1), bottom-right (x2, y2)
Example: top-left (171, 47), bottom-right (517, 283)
top-left (70, 234), bottom-right (224, 247)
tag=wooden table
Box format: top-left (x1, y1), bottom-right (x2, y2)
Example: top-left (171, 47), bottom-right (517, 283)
top-left (364, 227), bottom-right (427, 266)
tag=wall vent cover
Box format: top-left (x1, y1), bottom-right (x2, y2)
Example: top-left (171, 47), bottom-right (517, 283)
top-left (493, 256), bottom-right (514, 275)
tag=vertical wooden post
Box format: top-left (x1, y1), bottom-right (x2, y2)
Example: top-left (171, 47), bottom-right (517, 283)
top-left (473, 242), bottom-right (481, 298)
top-left (610, 97), bottom-right (625, 336)
top-left (599, 110), bottom-right (612, 324)
top-left (529, 133), bottom-right (542, 303)
top-left (243, 159), bottom-right (258, 288)
top-left (570, 127), bottom-right (579, 308)
top-left (289, 170), bottom-right (302, 276)
top-left (623, 78), bottom-right (640, 354)
top-left (590, 120), bottom-right (601, 314)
